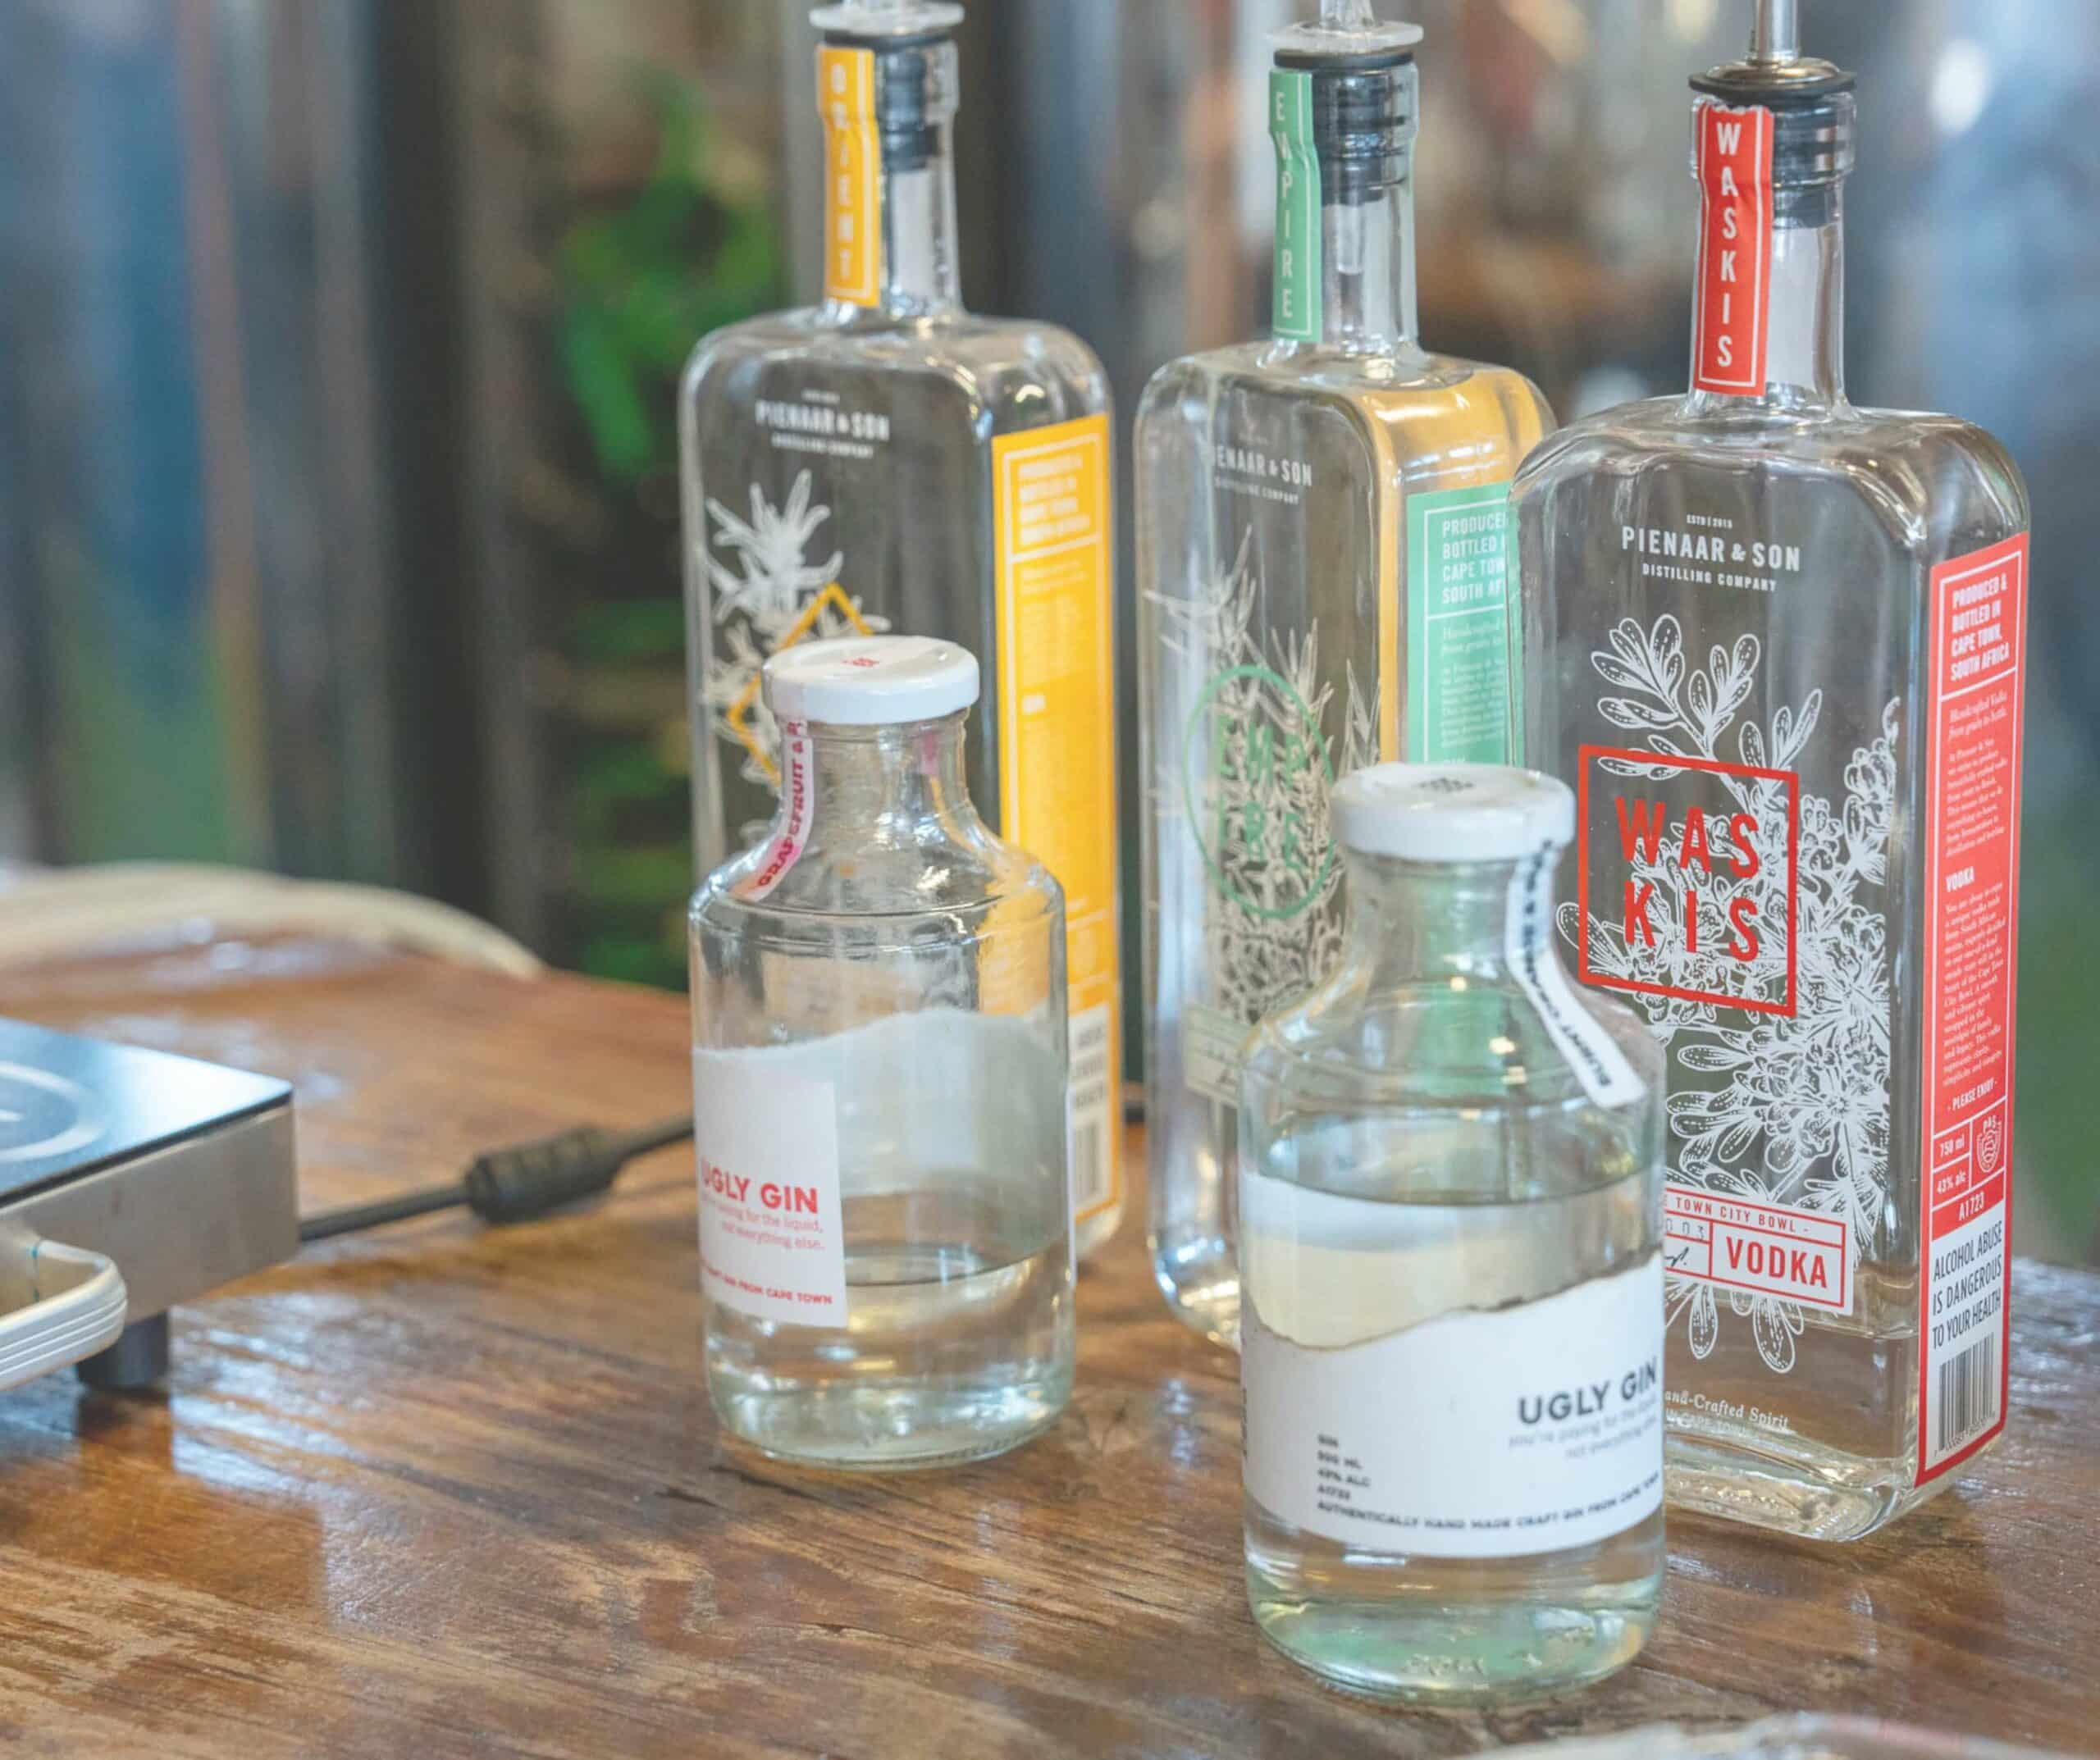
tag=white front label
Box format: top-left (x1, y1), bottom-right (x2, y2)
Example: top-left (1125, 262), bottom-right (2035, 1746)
top-left (693, 1057), bottom-right (847, 1326)
top-left (1664, 1181), bottom-right (1851, 1314)
top-left (1243, 1255), bottom-right (1664, 1557)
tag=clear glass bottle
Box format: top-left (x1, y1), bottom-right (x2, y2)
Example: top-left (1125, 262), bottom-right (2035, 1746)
top-left (689, 635), bottom-right (1074, 1469)
top-left (1513, 2), bottom-right (2029, 1539)
top-left (681, 0), bottom-right (1123, 1259)
top-left (1238, 764), bottom-right (1665, 1703)
top-left (1136, 2), bottom-right (1554, 1347)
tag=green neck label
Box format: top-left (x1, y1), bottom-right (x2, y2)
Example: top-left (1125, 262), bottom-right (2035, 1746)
top-left (1270, 71), bottom-right (1321, 344)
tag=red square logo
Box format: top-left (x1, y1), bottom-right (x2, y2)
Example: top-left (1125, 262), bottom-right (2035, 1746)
top-left (1576, 745), bottom-right (1800, 1017)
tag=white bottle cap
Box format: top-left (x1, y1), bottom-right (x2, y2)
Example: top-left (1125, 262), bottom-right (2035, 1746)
top-left (763, 635), bottom-right (980, 726)
top-left (1330, 763), bottom-right (1574, 863)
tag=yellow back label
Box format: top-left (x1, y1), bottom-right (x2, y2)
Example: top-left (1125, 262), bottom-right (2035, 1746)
top-left (817, 46), bottom-right (880, 307)
top-left (992, 413), bottom-right (1121, 1224)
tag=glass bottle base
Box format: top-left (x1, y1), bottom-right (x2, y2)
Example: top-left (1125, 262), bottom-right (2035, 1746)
top-left (1244, 1506), bottom-right (1662, 1705)
top-left (712, 1375), bottom-right (1071, 1472)
top-left (1152, 1234), bottom-right (1240, 1348)
top-left (1665, 1418), bottom-right (1965, 1542)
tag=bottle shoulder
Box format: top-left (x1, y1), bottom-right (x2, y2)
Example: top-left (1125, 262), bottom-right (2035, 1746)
top-left (1136, 349), bottom-right (1551, 490)
top-left (686, 308), bottom-right (1109, 420)
top-left (693, 823), bottom-right (1061, 932)
top-left (1513, 397), bottom-right (2029, 552)
top-left (1140, 340), bottom-right (1544, 413)
top-left (1241, 967), bottom-right (1663, 1116)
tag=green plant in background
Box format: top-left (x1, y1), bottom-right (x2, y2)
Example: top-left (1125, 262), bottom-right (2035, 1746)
top-left (555, 71), bottom-right (779, 991)
top-left (559, 71), bottom-right (778, 485)
top-left (2015, 805), bottom-right (2100, 1264)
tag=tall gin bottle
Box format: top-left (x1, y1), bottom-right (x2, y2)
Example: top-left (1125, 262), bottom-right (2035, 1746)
top-left (681, 0), bottom-right (1124, 1255)
top-left (1136, 2), bottom-right (1551, 1343)
top-left (1513, 1), bottom-right (2029, 1539)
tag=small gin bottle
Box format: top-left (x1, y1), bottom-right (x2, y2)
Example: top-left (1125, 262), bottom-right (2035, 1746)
top-left (690, 636), bottom-right (1073, 1468)
top-left (682, 0), bottom-right (1124, 1258)
top-left (1136, 2), bottom-right (1552, 1347)
top-left (1513, 0), bottom-right (2029, 1539)
top-left (1239, 764), bottom-right (1665, 1703)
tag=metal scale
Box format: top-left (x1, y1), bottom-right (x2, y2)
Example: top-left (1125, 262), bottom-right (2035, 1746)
top-left (0, 1019), bottom-right (297, 1393)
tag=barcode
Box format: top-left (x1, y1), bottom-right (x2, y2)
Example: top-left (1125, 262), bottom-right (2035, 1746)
top-left (1937, 1335), bottom-right (1998, 1455)
top-left (1067, 1004), bottom-right (1114, 1215)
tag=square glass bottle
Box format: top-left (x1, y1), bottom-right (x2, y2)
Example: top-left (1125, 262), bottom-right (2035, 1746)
top-left (681, 0), bottom-right (1124, 1254)
top-left (1135, 2), bottom-right (1553, 1344)
top-left (1513, 1), bottom-right (2030, 1539)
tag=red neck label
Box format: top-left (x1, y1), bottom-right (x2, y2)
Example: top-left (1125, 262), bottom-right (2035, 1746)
top-left (735, 718), bottom-right (815, 902)
top-left (1691, 103), bottom-right (1774, 396)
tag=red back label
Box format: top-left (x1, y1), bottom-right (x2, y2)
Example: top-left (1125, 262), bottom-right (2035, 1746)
top-left (1691, 103), bottom-right (1774, 396)
top-left (1917, 532), bottom-right (2027, 1482)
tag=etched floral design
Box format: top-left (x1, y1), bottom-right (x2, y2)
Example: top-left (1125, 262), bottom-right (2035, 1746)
top-left (702, 471), bottom-right (887, 802)
top-left (1569, 613), bottom-right (1897, 1375)
top-left (1151, 530), bottom-right (1376, 1032)
top-left (705, 473), bottom-right (842, 622)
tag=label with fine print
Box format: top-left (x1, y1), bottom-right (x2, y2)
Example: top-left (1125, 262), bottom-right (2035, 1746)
top-left (1270, 71), bottom-right (1322, 344)
top-left (1664, 1184), bottom-right (1851, 1314)
top-left (1691, 102), bottom-right (1774, 396)
top-left (817, 46), bottom-right (880, 307)
top-left (1243, 1254), bottom-right (1664, 1557)
top-left (734, 718), bottom-right (814, 902)
top-left (1917, 532), bottom-right (2026, 1481)
top-left (993, 413), bottom-right (1121, 1224)
top-left (1507, 847), bottom-right (1646, 1110)
top-left (694, 1059), bottom-right (847, 1327)
top-left (1405, 481), bottom-right (1517, 764)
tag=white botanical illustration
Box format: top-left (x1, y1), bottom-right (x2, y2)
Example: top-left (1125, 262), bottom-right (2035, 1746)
top-left (703, 472), bottom-right (888, 796)
top-left (1566, 615), bottom-right (1897, 1374)
top-left (1152, 529), bottom-right (1377, 1029)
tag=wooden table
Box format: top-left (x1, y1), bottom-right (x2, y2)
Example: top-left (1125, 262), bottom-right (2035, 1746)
top-left (1, 942), bottom-right (2094, 1758)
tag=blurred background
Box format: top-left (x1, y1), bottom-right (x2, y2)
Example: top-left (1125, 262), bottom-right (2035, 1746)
top-left (0, 0), bottom-right (2093, 1265)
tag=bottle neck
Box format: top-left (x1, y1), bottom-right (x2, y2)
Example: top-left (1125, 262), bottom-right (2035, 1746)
top-left (1336, 847), bottom-right (1533, 987)
top-left (786, 712), bottom-right (974, 849)
top-left (1315, 167), bottom-right (1418, 352)
top-left (1687, 186), bottom-right (1846, 415)
top-left (819, 40), bottom-right (961, 320)
top-left (872, 121), bottom-right (961, 314)
top-left (1268, 61), bottom-right (1419, 355)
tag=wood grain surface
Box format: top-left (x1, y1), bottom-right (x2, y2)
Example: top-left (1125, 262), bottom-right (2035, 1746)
top-left (0, 940), bottom-right (2094, 1758)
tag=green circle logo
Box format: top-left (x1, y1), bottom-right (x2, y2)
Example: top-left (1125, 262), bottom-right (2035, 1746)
top-left (1182, 663), bottom-right (1336, 922)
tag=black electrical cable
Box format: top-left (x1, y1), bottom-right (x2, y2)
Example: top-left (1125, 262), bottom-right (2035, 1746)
top-left (298, 1087), bottom-right (1148, 1247)
top-left (297, 1115), bottom-right (696, 1244)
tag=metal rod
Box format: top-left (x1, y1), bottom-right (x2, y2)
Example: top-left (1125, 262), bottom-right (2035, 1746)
top-left (1751, 0), bottom-right (1801, 64)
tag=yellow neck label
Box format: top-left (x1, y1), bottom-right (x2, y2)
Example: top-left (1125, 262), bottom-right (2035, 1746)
top-left (817, 46), bottom-right (882, 307)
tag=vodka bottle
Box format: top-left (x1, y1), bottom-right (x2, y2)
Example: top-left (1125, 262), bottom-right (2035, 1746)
top-left (1513, 0), bottom-right (2029, 1539)
top-left (681, 0), bottom-right (1123, 1258)
top-left (1135, 2), bottom-right (1552, 1344)
top-left (1238, 764), bottom-right (1665, 1703)
top-left (690, 636), bottom-right (1073, 1468)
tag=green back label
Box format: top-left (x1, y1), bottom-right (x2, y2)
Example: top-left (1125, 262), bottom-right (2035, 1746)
top-left (1270, 71), bottom-right (1321, 344)
top-left (1405, 481), bottom-right (1518, 764)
